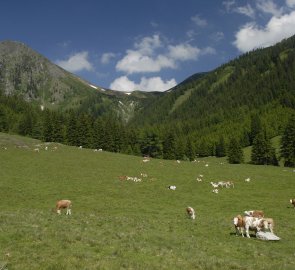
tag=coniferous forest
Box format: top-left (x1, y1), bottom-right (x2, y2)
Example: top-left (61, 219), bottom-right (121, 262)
top-left (1, 35), bottom-right (295, 167)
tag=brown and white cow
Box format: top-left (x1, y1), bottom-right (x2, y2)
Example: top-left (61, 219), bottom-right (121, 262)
top-left (56, 200), bottom-right (72, 215)
top-left (290, 199), bottom-right (295, 208)
top-left (244, 210), bottom-right (264, 218)
top-left (260, 218), bottom-right (274, 233)
top-left (186, 206), bottom-right (196, 220)
top-left (233, 215), bottom-right (263, 238)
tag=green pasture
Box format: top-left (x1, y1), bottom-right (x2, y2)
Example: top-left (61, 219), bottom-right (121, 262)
top-left (0, 133), bottom-right (295, 270)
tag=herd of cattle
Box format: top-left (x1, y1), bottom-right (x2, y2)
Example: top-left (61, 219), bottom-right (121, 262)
top-left (55, 199), bottom-right (295, 239)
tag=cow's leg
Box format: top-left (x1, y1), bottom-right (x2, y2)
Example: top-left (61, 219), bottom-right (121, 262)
top-left (245, 226), bottom-right (250, 238)
top-left (57, 209), bottom-right (61, 215)
top-left (66, 208), bottom-right (71, 215)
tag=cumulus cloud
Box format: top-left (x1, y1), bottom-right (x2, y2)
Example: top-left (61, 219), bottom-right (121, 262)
top-left (56, 51), bottom-right (93, 72)
top-left (168, 44), bottom-right (201, 61)
top-left (234, 11), bottom-right (295, 52)
top-left (110, 76), bottom-right (177, 92)
top-left (101, 52), bottom-right (116, 64)
top-left (116, 51), bottom-right (176, 74)
top-left (116, 34), bottom-right (210, 74)
top-left (191, 14), bottom-right (208, 27)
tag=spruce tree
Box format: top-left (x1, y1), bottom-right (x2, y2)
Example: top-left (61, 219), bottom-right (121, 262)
top-left (163, 131), bottom-right (176, 160)
top-left (216, 136), bottom-right (226, 157)
top-left (249, 114), bottom-right (262, 144)
top-left (280, 114), bottom-right (295, 167)
top-left (227, 137), bottom-right (244, 164)
top-left (185, 137), bottom-right (195, 161)
top-left (251, 131), bottom-right (278, 165)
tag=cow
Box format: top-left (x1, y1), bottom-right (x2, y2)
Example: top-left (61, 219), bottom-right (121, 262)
top-left (244, 216), bottom-right (264, 238)
top-left (233, 215), bottom-right (246, 237)
top-left (233, 215), bottom-right (263, 238)
top-left (168, 185), bottom-right (176, 190)
top-left (260, 218), bottom-right (274, 233)
top-left (56, 200), bottom-right (72, 215)
top-left (186, 206), bottom-right (196, 220)
top-left (244, 210), bottom-right (264, 218)
top-left (290, 199), bottom-right (295, 208)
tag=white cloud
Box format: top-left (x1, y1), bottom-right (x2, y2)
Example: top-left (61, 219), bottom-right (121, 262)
top-left (110, 76), bottom-right (177, 92)
top-left (256, 0), bottom-right (283, 16)
top-left (116, 50), bottom-right (176, 74)
top-left (191, 14), bottom-right (208, 27)
top-left (210, 31), bottom-right (225, 42)
top-left (223, 0), bottom-right (235, 12)
top-left (234, 11), bottom-right (295, 52)
top-left (56, 51), bottom-right (93, 72)
top-left (101, 52), bottom-right (116, 64)
top-left (168, 44), bottom-right (201, 61)
top-left (286, 0), bottom-right (295, 8)
top-left (116, 34), bottom-right (210, 74)
top-left (235, 4), bottom-right (255, 18)
top-left (134, 34), bottom-right (162, 55)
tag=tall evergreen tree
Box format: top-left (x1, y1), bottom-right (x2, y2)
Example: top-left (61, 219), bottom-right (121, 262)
top-left (280, 114), bottom-right (295, 167)
top-left (227, 137), bottom-right (244, 164)
top-left (251, 131), bottom-right (278, 165)
top-left (216, 136), bottom-right (226, 157)
top-left (185, 137), bottom-right (195, 161)
top-left (163, 131), bottom-right (176, 160)
top-left (249, 113), bottom-right (262, 144)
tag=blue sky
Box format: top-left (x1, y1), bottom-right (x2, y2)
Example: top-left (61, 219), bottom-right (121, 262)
top-left (1, 0), bottom-right (295, 92)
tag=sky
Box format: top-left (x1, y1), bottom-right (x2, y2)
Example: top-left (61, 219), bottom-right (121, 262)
top-left (1, 0), bottom-right (295, 92)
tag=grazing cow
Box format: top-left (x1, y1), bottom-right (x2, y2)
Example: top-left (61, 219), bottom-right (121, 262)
top-left (290, 199), bottom-right (295, 208)
top-left (244, 216), bottom-right (263, 238)
top-left (244, 210), bottom-right (264, 218)
top-left (186, 206), bottom-right (196, 220)
top-left (260, 218), bottom-right (274, 233)
top-left (56, 200), bottom-right (72, 215)
top-left (168, 185), bottom-right (176, 190)
top-left (233, 215), bottom-right (246, 237)
top-left (210, 182), bottom-right (219, 188)
top-left (233, 215), bottom-right (263, 238)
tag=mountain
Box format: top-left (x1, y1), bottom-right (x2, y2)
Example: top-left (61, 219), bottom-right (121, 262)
top-left (129, 35), bottom-right (295, 146)
top-left (0, 40), bottom-right (161, 121)
top-left (1, 37), bottom-right (295, 158)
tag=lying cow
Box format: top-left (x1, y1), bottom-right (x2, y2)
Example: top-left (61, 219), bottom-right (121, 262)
top-left (56, 199), bottom-right (72, 215)
top-left (168, 185), bottom-right (176, 190)
top-left (186, 206), bottom-right (196, 220)
top-left (290, 199), bottom-right (295, 208)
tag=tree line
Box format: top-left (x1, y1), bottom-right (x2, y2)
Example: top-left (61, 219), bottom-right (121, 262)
top-left (0, 91), bottom-right (294, 167)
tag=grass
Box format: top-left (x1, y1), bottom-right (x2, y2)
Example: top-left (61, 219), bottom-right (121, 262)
top-left (1, 133), bottom-right (295, 269)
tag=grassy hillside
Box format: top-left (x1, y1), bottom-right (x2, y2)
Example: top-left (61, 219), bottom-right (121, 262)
top-left (1, 133), bottom-right (295, 269)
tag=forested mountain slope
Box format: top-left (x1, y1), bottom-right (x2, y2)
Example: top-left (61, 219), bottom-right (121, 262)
top-left (129, 35), bottom-right (295, 146)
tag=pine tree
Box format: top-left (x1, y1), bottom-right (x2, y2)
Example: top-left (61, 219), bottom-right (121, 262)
top-left (249, 113), bottom-right (262, 144)
top-left (251, 131), bottom-right (278, 165)
top-left (163, 131), bottom-right (176, 160)
top-left (280, 114), bottom-right (295, 167)
top-left (227, 137), bottom-right (244, 164)
top-left (216, 136), bottom-right (226, 157)
top-left (185, 137), bottom-right (195, 161)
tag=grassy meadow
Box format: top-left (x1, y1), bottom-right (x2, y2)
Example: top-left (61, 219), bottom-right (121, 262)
top-left (0, 133), bottom-right (295, 270)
